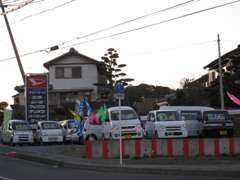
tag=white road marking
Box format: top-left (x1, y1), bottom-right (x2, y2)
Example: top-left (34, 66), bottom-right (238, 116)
top-left (0, 176), bottom-right (13, 180)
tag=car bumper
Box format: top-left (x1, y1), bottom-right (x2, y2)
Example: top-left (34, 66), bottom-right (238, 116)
top-left (41, 136), bottom-right (63, 143)
top-left (13, 136), bottom-right (34, 144)
top-left (203, 127), bottom-right (234, 136)
top-left (111, 131), bottom-right (143, 139)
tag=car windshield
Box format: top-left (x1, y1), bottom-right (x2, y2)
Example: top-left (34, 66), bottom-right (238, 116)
top-left (41, 122), bottom-right (60, 129)
top-left (111, 109), bottom-right (138, 121)
top-left (12, 122), bottom-right (31, 131)
top-left (181, 111), bottom-right (201, 121)
top-left (156, 111), bottom-right (178, 121)
top-left (204, 111), bottom-right (228, 121)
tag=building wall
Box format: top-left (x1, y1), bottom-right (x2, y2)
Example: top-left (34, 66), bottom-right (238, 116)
top-left (48, 56), bottom-right (98, 100)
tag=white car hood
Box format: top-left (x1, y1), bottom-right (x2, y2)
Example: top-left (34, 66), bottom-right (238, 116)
top-left (14, 131), bottom-right (33, 136)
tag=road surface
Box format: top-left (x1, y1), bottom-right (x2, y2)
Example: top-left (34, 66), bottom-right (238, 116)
top-left (0, 155), bottom-right (239, 180)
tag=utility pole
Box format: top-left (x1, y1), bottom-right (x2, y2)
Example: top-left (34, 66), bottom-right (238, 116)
top-left (0, 0), bottom-right (25, 84)
top-left (217, 34), bottom-right (225, 110)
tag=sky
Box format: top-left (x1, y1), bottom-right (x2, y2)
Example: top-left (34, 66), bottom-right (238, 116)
top-left (0, 0), bottom-right (240, 104)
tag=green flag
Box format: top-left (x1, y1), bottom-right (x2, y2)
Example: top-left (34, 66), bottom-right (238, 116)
top-left (96, 104), bottom-right (107, 122)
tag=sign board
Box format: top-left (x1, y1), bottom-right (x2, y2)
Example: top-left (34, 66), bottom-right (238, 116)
top-left (114, 93), bottom-right (125, 100)
top-left (26, 74), bottom-right (48, 123)
top-left (114, 83), bottom-right (125, 100)
top-left (115, 83), bottom-right (124, 93)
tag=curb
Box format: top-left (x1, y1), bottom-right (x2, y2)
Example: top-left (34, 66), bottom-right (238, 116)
top-left (1, 145), bottom-right (240, 177)
top-left (9, 151), bottom-right (240, 177)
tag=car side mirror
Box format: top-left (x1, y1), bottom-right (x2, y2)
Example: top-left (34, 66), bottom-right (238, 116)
top-left (8, 126), bottom-right (12, 131)
top-left (37, 126), bottom-right (40, 130)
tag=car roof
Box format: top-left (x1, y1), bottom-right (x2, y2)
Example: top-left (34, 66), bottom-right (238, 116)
top-left (9, 119), bottom-right (26, 123)
top-left (38, 121), bottom-right (58, 124)
top-left (160, 106), bottom-right (215, 111)
top-left (149, 110), bottom-right (178, 113)
top-left (108, 106), bottom-right (134, 111)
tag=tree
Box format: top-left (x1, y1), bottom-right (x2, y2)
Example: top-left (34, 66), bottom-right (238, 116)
top-left (101, 48), bottom-right (134, 93)
top-left (0, 101), bottom-right (8, 112)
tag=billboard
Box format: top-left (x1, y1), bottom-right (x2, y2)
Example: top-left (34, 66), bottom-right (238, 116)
top-left (25, 74), bottom-right (48, 123)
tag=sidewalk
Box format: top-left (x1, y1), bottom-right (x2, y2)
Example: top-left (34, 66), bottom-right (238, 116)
top-left (1, 144), bottom-right (240, 177)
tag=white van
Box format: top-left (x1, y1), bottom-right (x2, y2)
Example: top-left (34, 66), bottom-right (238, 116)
top-left (107, 106), bottom-right (143, 139)
top-left (1, 120), bottom-right (34, 145)
top-left (145, 110), bottom-right (187, 138)
top-left (36, 121), bottom-right (63, 144)
top-left (160, 106), bottom-right (214, 137)
top-left (83, 106), bottom-right (143, 140)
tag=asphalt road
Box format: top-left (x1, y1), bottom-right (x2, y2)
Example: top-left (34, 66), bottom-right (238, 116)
top-left (0, 155), bottom-right (239, 180)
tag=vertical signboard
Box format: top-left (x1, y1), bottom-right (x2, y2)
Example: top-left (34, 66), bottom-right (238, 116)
top-left (26, 74), bottom-right (48, 123)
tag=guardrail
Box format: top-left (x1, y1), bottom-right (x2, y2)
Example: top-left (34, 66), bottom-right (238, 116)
top-left (85, 138), bottom-right (240, 159)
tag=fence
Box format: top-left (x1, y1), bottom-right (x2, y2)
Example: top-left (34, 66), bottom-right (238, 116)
top-left (85, 138), bottom-right (240, 159)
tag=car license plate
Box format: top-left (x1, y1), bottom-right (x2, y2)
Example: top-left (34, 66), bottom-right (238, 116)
top-left (220, 130), bottom-right (227, 135)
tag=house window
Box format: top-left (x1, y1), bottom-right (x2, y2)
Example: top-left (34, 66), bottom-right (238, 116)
top-left (55, 66), bottom-right (82, 79)
top-left (72, 67), bottom-right (82, 78)
top-left (55, 67), bottom-right (64, 79)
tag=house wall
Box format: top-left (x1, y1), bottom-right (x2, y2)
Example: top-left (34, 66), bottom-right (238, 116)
top-left (48, 56), bottom-right (98, 100)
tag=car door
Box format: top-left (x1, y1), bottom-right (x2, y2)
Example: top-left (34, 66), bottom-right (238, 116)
top-left (145, 112), bottom-right (155, 137)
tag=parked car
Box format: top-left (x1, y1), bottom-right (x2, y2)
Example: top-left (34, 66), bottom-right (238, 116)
top-left (83, 106), bottom-right (143, 141)
top-left (107, 106), bottom-right (143, 139)
top-left (202, 110), bottom-right (234, 136)
top-left (145, 110), bottom-right (188, 138)
top-left (1, 120), bottom-right (34, 145)
top-left (36, 121), bottom-right (63, 144)
top-left (59, 119), bottom-right (83, 144)
top-left (160, 106), bottom-right (214, 137)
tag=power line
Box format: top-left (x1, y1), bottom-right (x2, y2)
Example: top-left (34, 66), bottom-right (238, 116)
top-left (56, 0), bottom-right (200, 47)
top-left (62, 0), bottom-right (240, 49)
top-left (0, 40), bottom-right (216, 63)
top-left (0, 0), bottom-right (200, 59)
top-left (0, 0), bottom-right (33, 15)
top-left (1, 0), bottom-right (240, 62)
top-left (9, 0), bottom-right (79, 25)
